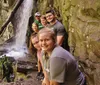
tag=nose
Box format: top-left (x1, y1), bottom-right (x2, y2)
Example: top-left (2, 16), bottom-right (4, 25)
top-left (42, 40), bottom-right (46, 45)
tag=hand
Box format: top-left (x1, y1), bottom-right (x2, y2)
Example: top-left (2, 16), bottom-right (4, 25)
top-left (42, 78), bottom-right (46, 85)
top-left (42, 78), bottom-right (50, 85)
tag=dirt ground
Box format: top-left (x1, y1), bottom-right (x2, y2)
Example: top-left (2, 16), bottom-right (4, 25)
top-left (0, 71), bottom-right (42, 85)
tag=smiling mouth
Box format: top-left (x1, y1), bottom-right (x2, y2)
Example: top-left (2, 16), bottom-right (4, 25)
top-left (42, 46), bottom-right (47, 48)
top-left (42, 46), bottom-right (48, 49)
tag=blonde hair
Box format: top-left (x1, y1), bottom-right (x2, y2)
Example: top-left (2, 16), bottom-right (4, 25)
top-left (38, 27), bottom-right (56, 42)
top-left (32, 22), bottom-right (38, 28)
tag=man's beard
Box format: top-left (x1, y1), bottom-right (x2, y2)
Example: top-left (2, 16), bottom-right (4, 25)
top-left (50, 18), bottom-right (56, 23)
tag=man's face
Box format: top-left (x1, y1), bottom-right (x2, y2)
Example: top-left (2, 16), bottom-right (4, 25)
top-left (40, 18), bottom-right (47, 26)
top-left (35, 16), bottom-right (40, 21)
top-left (39, 32), bottom-right (55, 53)
top-left (46, 13), bottom-right (55, 23)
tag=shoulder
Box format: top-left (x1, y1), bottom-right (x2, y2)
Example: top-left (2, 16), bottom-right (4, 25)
top-left (53, 21), bottom-right (66, 34)
top-left (51, 46), bottom-right (76, 62)
top-left (51, 46), bottom-right (67, 57)
top-left (55, 21), bottom-right (64, 28)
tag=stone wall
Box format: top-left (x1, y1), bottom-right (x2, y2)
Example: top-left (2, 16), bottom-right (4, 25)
top-left (36, 0), bottom-right (100, 85)
top-left (0, 0), bottom-right (16, 44)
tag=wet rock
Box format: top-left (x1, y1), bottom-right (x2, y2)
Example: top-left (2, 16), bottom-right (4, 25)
top-left (17, 59), bottom-right (37, 74)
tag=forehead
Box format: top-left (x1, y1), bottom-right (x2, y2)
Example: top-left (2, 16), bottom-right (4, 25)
top-left (32, 36), bottom-right (38, 41)
top-left (35, 16), bottom-right (41, 17)
top-left (39, 33), bottom-right (51, 39)
top-left (46, 12), bottom-right (53, 16)
top-left (40, 18), bottom-right (46, 20)
top-left (32, 38), bottom-right (38, 44)
top-left (32, 23), bottom-right (37, 26)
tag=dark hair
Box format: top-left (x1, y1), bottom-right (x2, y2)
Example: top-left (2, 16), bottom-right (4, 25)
top-left (40, 15), bottom-right (46, 20)
top-left (46, 9), bottom-right (55, 15)
top-left (31, 32), bottom-right (37, 39)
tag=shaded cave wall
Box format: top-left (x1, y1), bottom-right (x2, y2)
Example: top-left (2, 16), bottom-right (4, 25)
top-left (36, 0), bottom-right (100, 85)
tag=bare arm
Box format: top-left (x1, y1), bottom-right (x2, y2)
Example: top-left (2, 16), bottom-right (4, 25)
top-left (37, 59), bottom-right (41, 72)
top-left (42, 70), bottom-right (50, 85)
top-left (57, 35), bottom-right (64, 46)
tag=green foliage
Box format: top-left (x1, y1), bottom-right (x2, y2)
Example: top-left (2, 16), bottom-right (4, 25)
top-left (0, 55), bottom-right (13, 80)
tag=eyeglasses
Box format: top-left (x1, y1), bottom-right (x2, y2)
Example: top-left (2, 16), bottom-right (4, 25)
top-left (46, 14), bottom-right (52, 18)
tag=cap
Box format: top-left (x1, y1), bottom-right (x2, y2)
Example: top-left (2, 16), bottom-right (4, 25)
top-left (35, 12), bottom-right (41, 17)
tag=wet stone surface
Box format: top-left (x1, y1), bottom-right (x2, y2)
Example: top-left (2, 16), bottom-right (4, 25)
top-left (0, 71), bottom-right (42, 85)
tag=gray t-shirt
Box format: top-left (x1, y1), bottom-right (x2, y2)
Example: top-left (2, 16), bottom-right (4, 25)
top-left (49, 20), bottom-right (69, 51)
top-left (42, 46), bottom-right (85, 85)
top-left (50, 20), bottom-right (65, 36)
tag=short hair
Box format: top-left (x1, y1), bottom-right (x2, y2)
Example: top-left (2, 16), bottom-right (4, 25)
top-left (38, 27), bottom-right (56, 42)
top-left (46, 9), bottom-right (55, 15)
top-left (40, 15), bottom-right (46, 20)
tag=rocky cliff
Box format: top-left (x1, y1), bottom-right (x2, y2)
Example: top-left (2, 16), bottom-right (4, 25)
top-left (36, 0), bottom-right (100, 85)
top-left (0, 0), bottom-right (15, 44)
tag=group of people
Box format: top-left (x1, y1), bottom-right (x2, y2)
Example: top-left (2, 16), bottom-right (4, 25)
top-left (27, 9), bottom-right (86, 85)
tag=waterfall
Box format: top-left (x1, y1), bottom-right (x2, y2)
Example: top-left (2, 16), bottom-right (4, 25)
top-left (11, 0), bottom-right (33, 49)
top-left (0, 0), bottom-right (34, 59)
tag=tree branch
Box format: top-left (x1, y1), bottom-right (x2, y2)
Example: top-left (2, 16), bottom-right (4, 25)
top-left (0, 0), bottom-right (24, 35)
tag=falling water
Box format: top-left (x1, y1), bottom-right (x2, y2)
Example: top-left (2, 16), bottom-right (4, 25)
top-left (0, 0), bottom-right (34, 59)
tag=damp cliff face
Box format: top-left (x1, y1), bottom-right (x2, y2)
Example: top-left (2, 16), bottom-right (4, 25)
top-left (0, 0), bottom-right (15, 44)
top-left (0, 0), bottom-right (34, 59)
top-left (36, 0), bottom-right (100, 85)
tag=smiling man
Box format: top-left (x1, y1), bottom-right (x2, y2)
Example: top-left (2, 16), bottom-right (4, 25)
top-left (45, 9), bottom-right (69, 51)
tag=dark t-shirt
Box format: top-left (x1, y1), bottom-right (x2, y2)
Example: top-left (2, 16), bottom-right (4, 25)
top-left (49, 20), bottom-right (69, 51)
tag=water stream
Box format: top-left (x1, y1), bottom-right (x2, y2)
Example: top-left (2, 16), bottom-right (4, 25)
top-left (0, 0), bottom-right (34, 59)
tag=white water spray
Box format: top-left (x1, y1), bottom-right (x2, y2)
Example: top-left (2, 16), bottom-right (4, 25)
top-left (0, 0), bottom-right (34, 59)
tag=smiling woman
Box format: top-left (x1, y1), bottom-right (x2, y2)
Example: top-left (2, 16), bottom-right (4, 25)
top-left (32, 22), bottom-right (39, 33)
top-left (38, 27), bottom-right (86, 85)
top-left (29, 32), bottom-right (44, 80)
top-left (38, 28), bottom-right (56, 54)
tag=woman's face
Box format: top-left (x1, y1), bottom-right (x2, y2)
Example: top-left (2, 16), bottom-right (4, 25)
top-left (32, 23), bottom-right (38, 33)
top-left (31, 36), bottom-right (41, 51)
top-left (39, 32), bottom-right (55, 53)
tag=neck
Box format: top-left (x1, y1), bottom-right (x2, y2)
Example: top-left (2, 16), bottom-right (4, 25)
top-left (47, 51), bottom-right (52, 57)
top-left (50, 19), bottom-right (57, 26)
top-left (46, 45), bottom-right (56, 57)
top-left (35, 30), bottom-right (38, 33)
